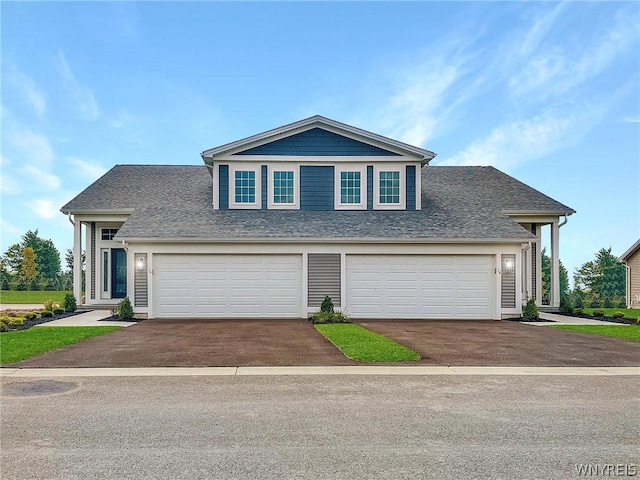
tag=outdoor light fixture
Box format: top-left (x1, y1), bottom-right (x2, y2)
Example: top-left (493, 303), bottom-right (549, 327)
top-left (503, 257), bottom-right (514, 273)
top-left (136, 257), bottom-right (145, 270)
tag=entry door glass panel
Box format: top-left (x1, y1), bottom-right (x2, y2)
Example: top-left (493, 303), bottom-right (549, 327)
top-left (111, 248), bottom-right (127, 298)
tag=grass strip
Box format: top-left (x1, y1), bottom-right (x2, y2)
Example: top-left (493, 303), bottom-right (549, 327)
top-left (1, 326), bottom-right (121, 365)
top-left (551, 325), bottom-right (640, 342)
top-left (0, 291), bottom-right (69, 305)
top-left (580, 308), bottom-right (640, 320)
top-left (315, 323), bottom-right (420, 362)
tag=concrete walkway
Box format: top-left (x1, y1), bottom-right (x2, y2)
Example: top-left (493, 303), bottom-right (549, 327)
top-left (1, 366), bottom-right (637, 377)
top-left (524, 312), bottom-right (627, 326)
top-left (36, 309), bottom-right (135, 327)
top-left (0, 304), bottom-right (44, 311)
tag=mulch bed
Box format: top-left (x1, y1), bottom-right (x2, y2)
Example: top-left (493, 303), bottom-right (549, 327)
top-left (507, 317), bottom-right (554, 323)
top-left (2, 311), bottom-right (83, 331)
top-left (99, 315), bottom-right (142, 323)
top-left (555, 313), bottom-right (637, 325)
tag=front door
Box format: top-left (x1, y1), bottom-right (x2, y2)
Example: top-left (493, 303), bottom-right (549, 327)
top-left (111, 248), bottom-right (127, 298)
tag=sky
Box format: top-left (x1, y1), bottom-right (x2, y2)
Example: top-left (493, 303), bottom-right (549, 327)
top-left (1, 1), bottom-right (639, 280)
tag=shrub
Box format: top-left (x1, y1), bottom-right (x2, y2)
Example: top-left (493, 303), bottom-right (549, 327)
top-left (603, 295), bottom-right (613, 308)
top-left (23, 312), bottom-right (37, 320)
top-left (7, 317), bottom-right (24, 326)
top-left (0, 276), bottom-right (9, 291)
top-left (574, 307), bottom-right (583, 315)
top-left (29, 279), bottom-right (40, 291)
top-left (592, 309), bottom-right (605, 317)
top-left (63, 293), bottom-right (77, 313)
top-left (320, 296), bottom-right (334, 313)
top-left (522, 297), bottom-right (539, 321)
top-left (0, 321), bottom-right (10, 332)
top-left (41, 310), bottom-right (53, 318)
top-left (43, 299), bottom-right (60, 311)
top-left (52, 307), bottom-right (65, 315)
top-left (310, 310), bottom-right (350, 324)
top-left (44, 278), bottom-right (58, 291)
top-left (16, 278), bottom-right (27, 291)
top-left (612, 311), bottom-right (625, 319)
top-left (117, 297), bottom-right (134, 320)
top-left (573, 294), bottom-right (584, 309)
top-left (617, 297), bottom-right (627, 308)
top-left (589, 296), bottom-right (601, 308)
top-left (559, 296), bottom-right (573, 314)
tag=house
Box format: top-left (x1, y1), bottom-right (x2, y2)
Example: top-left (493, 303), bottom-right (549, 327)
top-left (619, 239), bottom-right (640, 308)
top-left (61, 116), bottom-right (575, 320)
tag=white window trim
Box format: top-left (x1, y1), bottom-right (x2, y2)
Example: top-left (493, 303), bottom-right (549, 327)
top-left (268, 165), bottom-right (299, 210)
top-left (334, 164), bottom-right (367, 210)
top-left (373, 164), bottom-right (405, 210)
top-left (230, 165), bottom-right (262, 209)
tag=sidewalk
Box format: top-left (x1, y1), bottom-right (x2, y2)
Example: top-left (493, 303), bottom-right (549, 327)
top-left (525, 312), bottom-right (626, 326)
top-left (36, 309), bottom-right (135, 327)
top-left (0, 304), bottom-right (43, 311)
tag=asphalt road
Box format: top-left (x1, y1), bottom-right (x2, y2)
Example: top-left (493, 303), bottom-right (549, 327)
top-left (1, 375), bottom-right (638, 480)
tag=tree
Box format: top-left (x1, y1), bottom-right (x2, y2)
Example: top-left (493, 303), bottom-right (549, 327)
top-left (574, 247), bottom-right (625, 298)
top-left (541, 248), bottom-right (569, 300)
top-left (20, 247), bottom-right (38, 283)
top-left (65, 248), bottom-right (86, 273)
top-left (2, 230), bottom-right (61, 280)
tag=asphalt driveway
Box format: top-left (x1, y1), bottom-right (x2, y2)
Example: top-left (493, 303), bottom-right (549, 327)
top-left (357, 320), bottom-right (640, 366)
top-left (12, 319), bottom-right (355, 368)
top-left (8, 318), bottom-right (640, 368)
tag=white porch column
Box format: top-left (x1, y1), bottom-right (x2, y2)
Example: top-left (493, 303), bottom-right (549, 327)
top-left (551, 220), bottom-right (560, 308)
top-left (73, 219), bottom-right (82, 304)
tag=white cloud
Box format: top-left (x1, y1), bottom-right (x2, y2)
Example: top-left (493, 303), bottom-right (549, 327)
top-left (23, 165), bottom-right (61, 189)
top-left (57, 52), bottom-right (100, 121)
top-left (4, 64), bottom-right (47, 119)
top-left (622, 116), bottom-right (640, 123)
top-left (66, 157), bottom-right (107, 180)
top-left (0, 172), bottom-right (22, 195)
top-left (7, 129), bottom-right (55, 167)
top-left (27, 199), bottom-right (60, 219)
top-left (0, 218), bottom-right (21, 236)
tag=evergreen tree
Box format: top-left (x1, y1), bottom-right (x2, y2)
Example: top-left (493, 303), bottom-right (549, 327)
top-left (574, 247), bottom-right (625, 298)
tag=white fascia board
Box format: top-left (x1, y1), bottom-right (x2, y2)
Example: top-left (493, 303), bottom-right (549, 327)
top-left (115, 236), bottom-right (533, 244)
top-left (503, 210), bottom-right (575, 217)
top-left (61, 208), bottom-right (134, 215)
top-left (619, 239), bottom-right (640, 262)
top-left (201, 115), bottom-right (436, 162)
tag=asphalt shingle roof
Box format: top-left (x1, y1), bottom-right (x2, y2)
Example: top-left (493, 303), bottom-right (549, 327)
top-left (61, 165), bottom-right (574, 242)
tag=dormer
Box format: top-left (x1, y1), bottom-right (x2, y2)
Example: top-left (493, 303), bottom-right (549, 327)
top-left (201, 116), bottom-right (436, 211)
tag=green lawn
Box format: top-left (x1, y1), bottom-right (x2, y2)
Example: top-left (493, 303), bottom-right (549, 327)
top-left (551, 325), bottom-right (640, 342)
top-left (581, 308), bottom-right (640, 319)
top-left (315, 324), bottom-right (420, 362)
top-left (0, 326), bottom-right (120, 365)
top-left (0, 290), bottom-right (69, 305)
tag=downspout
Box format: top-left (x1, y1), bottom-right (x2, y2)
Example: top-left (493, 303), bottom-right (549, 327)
top-left (623, 263), bottom-right (631, 308)
top-left (558, 215), bottom-right (568, 228)
top-left (522, 242), bottom-right (531, 301)
top-left (67, 213), bottom-right (75, 226)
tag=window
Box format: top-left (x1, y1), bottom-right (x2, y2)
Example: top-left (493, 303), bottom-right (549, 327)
top-left (103, 251), bottom-right (108, 292)
top-left (234, 170), bottom-right (256, 203)
top-left (273, 171), bottom-right (294, 204)
top-left (101, 228), bottom-right (118, 241)
top-left (379, 171), bottom-right (400, 204)
top-left (340, 171), bottom-right (361, 204)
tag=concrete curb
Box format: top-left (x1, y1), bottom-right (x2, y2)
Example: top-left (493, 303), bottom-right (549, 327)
top-left (1, 366), bottom-right (638, 378)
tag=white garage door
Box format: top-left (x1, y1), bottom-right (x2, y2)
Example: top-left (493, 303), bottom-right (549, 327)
top-left (346, 255), bottom-right (495, 319)
top-left (153, 254), bottom-right (302, 318)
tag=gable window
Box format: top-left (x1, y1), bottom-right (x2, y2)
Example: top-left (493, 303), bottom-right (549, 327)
top-left (273, 171), bottom-right (294, 204)
top-left (379, 171), bottom-right (400, 204)
top-left (234, 170), bottom-right (256, 204)
top-left (340, 171), bottom-right (361, 204)
top-left (101, 228), bottom-right (118, 241)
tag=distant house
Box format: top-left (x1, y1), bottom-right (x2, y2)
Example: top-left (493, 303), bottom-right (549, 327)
top-left (61, 116), bottom-right (575, 320)
top-left (619, 239), bottom-right (640, 309)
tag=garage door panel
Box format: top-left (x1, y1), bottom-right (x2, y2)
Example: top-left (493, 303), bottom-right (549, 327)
top-left (347, 255), bottom-right (494, 319)
top-left (153, 254), bottom-right (302, 318)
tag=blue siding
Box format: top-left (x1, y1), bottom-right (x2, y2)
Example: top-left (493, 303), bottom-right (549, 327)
top-left (406, 165), bottom-right (416, 210)
top-left (367, 166), bottom-right (373, 210)
top-left (261, 165), bottom-right (267, 209)
top-left (219, 165), bottom-right (229, 210)
top-left (300, 166), bottom-right (334, 210)
top-left (236, 128), bottom-right (400, 156)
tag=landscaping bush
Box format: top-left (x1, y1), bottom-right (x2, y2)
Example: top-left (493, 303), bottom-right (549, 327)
top-left (321, 295), bottom-right (334, 313)
top-left (0, 277), bottom-right (9, 291)
top-left (41, 310), bottom-right (53, 318)
top-left (63, 293), bottom-right (77, 313)
top-left (117, 297), bottom-right (134, 320)
top-left (603, 295), bottom-right (613, 308)
top-left (573, 294), bottom-right (584, 309)
top-left (29, 279), bottom-right (40, 291)
top-left (617, 297), bottom-right (627, 308)
top-left (24, 312), bottom-right (37, 320)
top-left (559, 295), bottom-right (573, 314)
top-left (574, 307), bottom-right (583, 315)
top-left (590, 296), bottom-right (601, 308)
top-left (44, 278), bottom-right (59, 291)
top-left (522, 297), bottom-right (539, 321)
top-left (43, 299), bottom-right (60, 311)
top-left (7, 317), bottom-right (24, 326)
top-left (16, 278), bottom-right (27, 291)
top-left (52, 307), bottom-right (65, 315)
top-left (310, 310), bottom-right (350, 324)
top-left (612, 311), bottom-right (625, 319)
top-left (592, 309), bottom-right (605, 317)
top-left (0, 321), bottom-right (10, 332)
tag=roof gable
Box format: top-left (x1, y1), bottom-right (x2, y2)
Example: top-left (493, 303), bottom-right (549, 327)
top-left (235, 127), bottom-right (400, 157)
top-left (619, 239), bottom-right (640, 262)
top-left (201, 115), bottom-right (436, 162)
